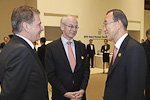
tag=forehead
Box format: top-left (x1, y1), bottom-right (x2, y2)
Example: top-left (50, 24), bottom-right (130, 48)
top-left (104, 12), bottom-right (113, 22)
top-left (66, 17), bottom-right (78, 25)
top-left (33, 14), bottom-right (41, 22)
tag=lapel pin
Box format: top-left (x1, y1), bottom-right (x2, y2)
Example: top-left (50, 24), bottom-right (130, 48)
top-left (118, 53), bottom-right (121, 57)
top-left (81, 56), bottom-right (84, 59)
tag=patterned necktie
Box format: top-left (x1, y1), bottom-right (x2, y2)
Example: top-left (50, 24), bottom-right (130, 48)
top-left (112, 46), bottom-right (117, 65)
top-left (67, 42), bottom-right (76, 73)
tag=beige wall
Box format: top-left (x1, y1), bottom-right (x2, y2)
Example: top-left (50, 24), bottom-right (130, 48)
top-left (0, 0), bottom-right (146, 53)
top-left (144, 10), bottom-right (150, 40)
top-left (25, 0), bottom-right (37, 8)
top-left (0, 0), bottom-right (37, 42)
top-left (0, 0), bottom-right (25, 42)
top-left (37, 0), bottom-right (144, 53)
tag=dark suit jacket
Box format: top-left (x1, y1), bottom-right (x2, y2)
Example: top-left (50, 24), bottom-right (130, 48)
top-left (142, 39), bottom-right (150, 78)
top-left (87, 44), bottom-right (95, 56)
top-left (141, 39), bottom-right (150, 99)
top-left (45, 38), bottom-right (90, 100)
top-left (0, 35), bottom-right (49, 100)
top-left (38, 44), bottom-right (46, 69)
top-left (104, 35), bottom-right (147, 100)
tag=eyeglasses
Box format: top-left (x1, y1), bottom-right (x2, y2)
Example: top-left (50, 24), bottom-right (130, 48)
top-left (63, 24), bottom-right (79, 30)
top-left (103, 21), bottom-right (117, 28)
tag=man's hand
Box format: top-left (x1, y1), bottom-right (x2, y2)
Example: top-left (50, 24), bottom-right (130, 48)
top-left (64, 90), bottom-right (85, 100)
top-left (73, 89), bottom-right (85, 100)
top-left (64, 92), bottom-right (76, 99)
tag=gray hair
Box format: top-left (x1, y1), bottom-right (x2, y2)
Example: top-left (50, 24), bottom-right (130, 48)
top-left (11, 5), bottom-right (40, 34)
top-left (60, 15), bottom-right (77, 24)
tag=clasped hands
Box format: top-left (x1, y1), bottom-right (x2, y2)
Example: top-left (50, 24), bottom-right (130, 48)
top-left (64, 89), bottom-right (84, 100)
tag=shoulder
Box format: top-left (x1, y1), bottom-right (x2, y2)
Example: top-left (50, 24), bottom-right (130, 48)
top-left (74, 40), bottom-right (85, 47)
top-left (142, 40), bottom-right (150, 46)
top-left (126, 37), bottom-right (145, 53)
top-left (47, 39), bottom-right (61, 47)
top-left (102, 45), bottom-right (104, 47)
top-left (87, 44), bottom-right (90, 46)
top-left (1, 40), bottom-right (32, 62)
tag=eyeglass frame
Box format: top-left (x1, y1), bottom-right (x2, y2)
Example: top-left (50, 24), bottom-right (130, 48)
top-left (63, 23), bottom-right (79, 30)
top-left (103, 20), bottom-right (117, 28)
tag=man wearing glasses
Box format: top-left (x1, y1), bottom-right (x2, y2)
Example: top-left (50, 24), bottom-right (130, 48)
top-left (45, 15), bottom-right (90, 100)
top-left (103, 9), bottom-right (146, 100)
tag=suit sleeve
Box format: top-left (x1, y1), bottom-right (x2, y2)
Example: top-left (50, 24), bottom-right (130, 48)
top-left (93, 45), bottom-right (95, 54)
top-left (126, 45), bottom-right (147, 100)
top-left (101, 46), bottom-right (103, 52)
top-left (108, 44), bottom-right (110, 50)
top-left (79, 44), bottom-right (90, 90)
top-left (86, 45), bottom-right (89, 54)
top-left (1, 47), bottom-right (32, 100)
top-left (45, 44), bottom-right (67, 96)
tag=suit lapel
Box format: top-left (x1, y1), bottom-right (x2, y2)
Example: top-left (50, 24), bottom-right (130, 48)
top-left (56, 39), bottom-right (72, 72)
top-left (107, 35), bottom-right (130, 77)
top-left (108, 49), bottom-right (124, 76)
top-left (74, 40), bottom-right (80, 72)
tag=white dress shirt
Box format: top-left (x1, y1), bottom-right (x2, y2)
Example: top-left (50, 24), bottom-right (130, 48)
top-left (115, 33), bottom-right (128, 53)
top-left (15, 34), bottom-right (35, 49)
top-left (61, 35), bottom-right (76, 61)
top-left (90, 44), bottom-right (93, 50)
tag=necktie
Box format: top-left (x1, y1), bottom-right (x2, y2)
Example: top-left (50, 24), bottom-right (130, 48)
top-left (67, 42), bottom-right (76, 73)
top-left (112, 46), bottom-right (117, 65)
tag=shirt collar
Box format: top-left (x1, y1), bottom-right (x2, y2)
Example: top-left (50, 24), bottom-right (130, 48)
top-left (15, 34), bottom-right (35, 49)
top-left (115, 33), bottom-right (128, 50)
top-left (61, 34), bottom-right (74, 45)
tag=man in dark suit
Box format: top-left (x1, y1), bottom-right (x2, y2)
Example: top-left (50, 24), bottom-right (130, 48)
top-left (0, 5), bottom-right (49, 100)
top-left (45, 16), bottom-right (90, 100)
top-left (38, 37), bottom-right (47, 69)
top-left (103, 9), bottom-right (147, 100)
top-left (141, 29), bottom-right (150, 100)
top-left (87, 39), bottom-right (95, 68)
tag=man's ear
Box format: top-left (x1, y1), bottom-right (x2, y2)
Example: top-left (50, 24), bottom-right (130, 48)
top-left (22, 22), bottom-right (30, 33)
top-left (60, 23), bottom-right (64, 31)
top-left (117, 20), bottom-right (122, 29)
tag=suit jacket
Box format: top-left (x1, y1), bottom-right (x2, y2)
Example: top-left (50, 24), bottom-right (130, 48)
top-left (101, 44), bottom-right (110, 53)
top-left (0, 35), bottom-right (49, 100)
top-left (104, 35), bottom-right (147, 100)
top-left (38, 44), bottom-right (46, 69)
top-left (142, 39), bottom-right (150, 78)
top-left (141, 39), bottom-right (150, 100)
top-left (45, 38), bottom-right (90, 100)
top-left (87, 44), bottom-right (95, 56)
